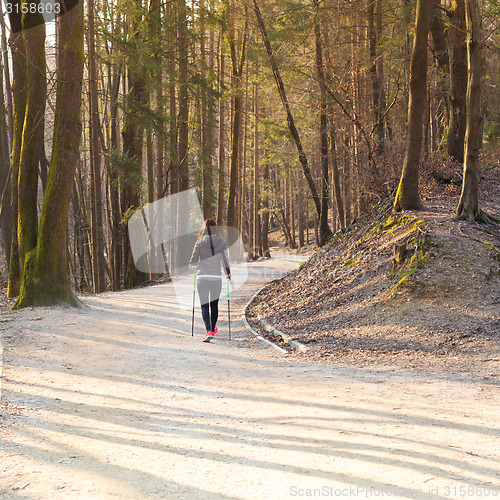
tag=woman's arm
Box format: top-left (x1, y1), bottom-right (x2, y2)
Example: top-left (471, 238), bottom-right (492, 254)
top-left (221, 244), bottom-right (231, 278)
top-left (189, 240), bottom-right (201, 266)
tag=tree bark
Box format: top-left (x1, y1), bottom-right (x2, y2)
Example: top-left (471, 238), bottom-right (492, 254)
top-left (313, 0), bottom-right (332, 246)
top-left (262, 162), bottom-right (270, 258)
top-left (108, 62), bottom-right (122, 290)
top-left (151, 0), bottom-right (164, 200)
top-left (15, 0), bottom-right (84, 308)
top-left (17, 8), bottom-right (46, 283)
top-left (0, 6), bottom-right (13, 143)
top-left (376, 0), bottom-right (390, 142)
top-left (253, 81), bottom-right (261, 258)
top-left (455, 0), bottom-right (485, 221)
top-left (368, 0), bottom-right (383, 148)
top-left (226, 7), bottom-right (247, 230)
top-left (447, 0), bottom-right (467, 162)
top-left (297, 174), bottom-right (304, 248)
top-left (88, 0), bottom-right (106, 293)
top-left (167, 0), bottom-right (178, 195)
top-left (122, 3), bottom-right (149, 289)
top-left (201, 2), bottom-right (215, 219)
top-left (329, 118), bottom-right (345, 229)
top-left (177, 0), bottom-right (189, 193)
top-left (217, 42), bottom-right (226, 225)
top-left (393, 0), bottom-right (429, 211)
top-left (0, 51), bottom-right (12, 267)
top-left (7, 15), bottom-right (27, 298)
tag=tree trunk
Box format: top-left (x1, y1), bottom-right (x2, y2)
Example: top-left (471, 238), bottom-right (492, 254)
top-left (0, 51), bottom-right (12, 267)
top-left (343, 134), bottom-right (351, 226)
top-left (288, 170), bottom-right (296, 247)
top-left (201, 2), bottom-right (214, 219)
top-left (447, 0), bottom-right (467, 162)
top-left (73, 179), bottom-right (86, 292)
top-left (262, 162), bottom-right (270, 258)
top-left (313, 0), bottom-right (332, 246)
top-left (122, 5), bottom-right (149, 289)
top-left (329, 118), bottom-right (345, 229)
top-left (17, 9), bottom-right (46, 282)
top-left (455, 0), bottom-right (484, 221)
top-left (297, 175), bottom-right (304, 248)
top-left (177, 0), bottom-right (189, 193)
top-left (247, 91), bottom-right (254, 261)
top-left (217, 41), bottom-right (226, 225)
top-left (152, 0), bottom-right (164, 200)
top-left (376, 0), bottom-right (390, 143)
top-left (0, 6), bottom-right (13, 143)
top-left (226, 9), bottom-right (247, 231)
top-left (168, 0), bottom-right (178, 195)
top-left (88, 0), bottom-right (106, 293)
top-left (254, 83), bottom-right (262, 258)
top-left (393, 0), bottom-right (429, 211)
top-left (15, 0), bottom-right (84, 308)
top-left (7, 19), bottom-right (27, 298)
top-left (108, 63), bottom-right (122, 290)
top-left (368, 0), bottom-right (383, 148)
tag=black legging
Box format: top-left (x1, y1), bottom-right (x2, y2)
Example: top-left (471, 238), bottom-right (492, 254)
top-left (197, 279), bottom-right (222, 332)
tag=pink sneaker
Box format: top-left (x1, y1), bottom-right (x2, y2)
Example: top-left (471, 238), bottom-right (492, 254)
top-left (202, 332), bottom-right (213, 342)
top-left (212, 327), bottom-right (218, 337)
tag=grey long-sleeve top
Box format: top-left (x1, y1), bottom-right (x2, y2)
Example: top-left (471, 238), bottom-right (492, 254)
top-left (189, 235), bottom-right (230, 277)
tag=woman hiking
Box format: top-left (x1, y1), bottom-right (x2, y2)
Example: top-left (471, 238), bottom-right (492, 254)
top-left (189, 219), bottom-right (231, 342)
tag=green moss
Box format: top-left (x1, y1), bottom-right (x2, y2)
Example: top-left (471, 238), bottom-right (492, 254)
top-left (383, 214), bottom-right (414, 231)
top-left (370, 221), bottom-right (382, 235)
top-left (408, 248), bottom-right (430, 268)
top-left (322, 262), bottom-right (334, 271)
top-left (13, 249), bottom-right (37, 309)
top-left (389, 242), bottom-right (432, 295)
top-left (484, 242), bottom-right (500, 252)
top-left (344, 257), bottom-right (361, 267)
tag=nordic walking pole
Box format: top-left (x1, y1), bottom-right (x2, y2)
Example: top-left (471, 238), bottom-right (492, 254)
top-left (191, 267), bottom-right (197, 337)
top-left (227, 276), bottom-right (231, 341)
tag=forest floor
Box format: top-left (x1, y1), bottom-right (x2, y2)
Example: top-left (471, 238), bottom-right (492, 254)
top-left (248, 159), bottom-right (500, 380)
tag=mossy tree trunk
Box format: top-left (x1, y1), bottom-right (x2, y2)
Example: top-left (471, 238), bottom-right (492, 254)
top-left (455, 0), bottom-right (486, 222)
top-left (15, 0), bottom-right (84, 308)
top-left (6, 10), bottom-right (26, 298)
top-left (15, 7), bottom-right (46, 302)
top-left (393, 0), bottom-right (430, 212)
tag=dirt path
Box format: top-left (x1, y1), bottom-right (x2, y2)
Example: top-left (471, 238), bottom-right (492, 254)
top-left (0, 256), bottom-right (499, 499)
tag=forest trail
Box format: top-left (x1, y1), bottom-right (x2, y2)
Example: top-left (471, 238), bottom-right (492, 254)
top-left (0, 256), bottom-right (499, 499)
